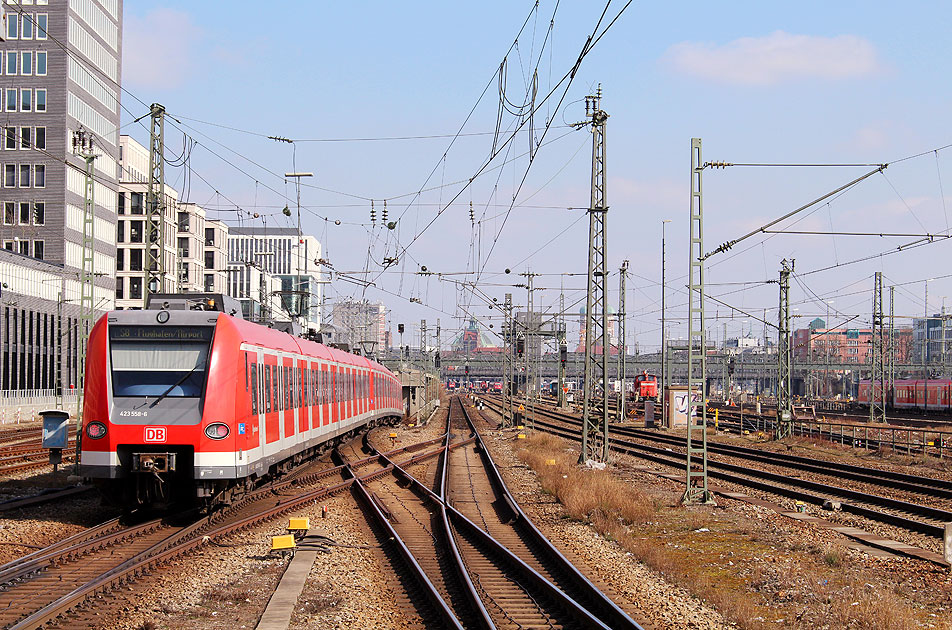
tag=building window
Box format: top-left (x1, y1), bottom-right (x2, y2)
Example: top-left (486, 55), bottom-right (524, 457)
top-left (19, 164), bottom-right (30, 187)
top-left (33, 201), bottom-right (44, 225)
top-left (3, 202), bottom-right (13, 225)
top-left (35, 51), bottom-right (46, 76)
top-left (130, 277), bottom-right (142, 300)
top-left (178, 212), bottom-right (188, 231)
top-left (5, 52), bottom-right (15, 76)
top-left (204, 227), bottom-right (215, 246)
top-left (129, 248), bottom-right (142, 271)
top-left (36, 14), bottom-right (48, 40)
top-left (34, 127), bottom-right (44, 150)
top-left (204, 250), bottom-right (215, 270)
top-left (4, 127), bottom-right (14, 150)
top-left (21, 52), bottom-right (32, 75)
top-left (117, 192), bottom-right (125, 215)
top-left (3, 164), bottom-right (15, 187)
top-left (130, 192), bottom-right (143, 214)
top-left (116, 277), bottom-right (123, 299)
top-left (20, 89), bottom-right (31, 112)
top-left (34, 164), bottom-right (44, 187)
top-left (34, 89), bottom-right (45, 112)
top-left (3, 242), bottom-right (12, 252)
top-left (116, 247), bottom-right (124, 270)
top-left (19, 202), bottom-right (29, 224)
top-left (5, 89), bottom-right (16, 112)
top-left (20, 127), bottom-right (30, 149)
top-left (33, 240), bottom-right (43, 260)
top-left (21, 14), bottom-right (32, 39)
top-left (18, 240), bottom-right (29, 256)
top-left (130, 220), bottom-right (143, 243)
top-left (204, 274), bottom-right (214, 292)
top-left (6, 13), bottom-right (17, 40)
top-left (117, 220), bottom-right (124, 243)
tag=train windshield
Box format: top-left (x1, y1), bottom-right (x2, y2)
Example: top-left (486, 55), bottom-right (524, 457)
top-left (109, 325), bottom-right (212, 398)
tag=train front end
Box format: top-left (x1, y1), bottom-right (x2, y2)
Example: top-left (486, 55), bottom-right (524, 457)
top-left (80, 309), bottom-right (222, 508)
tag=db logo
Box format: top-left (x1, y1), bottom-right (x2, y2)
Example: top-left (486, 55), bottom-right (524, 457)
top-left (144, 426), bottom-right (167, 443)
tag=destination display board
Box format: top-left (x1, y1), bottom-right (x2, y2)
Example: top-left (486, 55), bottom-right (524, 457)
top-left (109, 325), bottom-right (213, 342)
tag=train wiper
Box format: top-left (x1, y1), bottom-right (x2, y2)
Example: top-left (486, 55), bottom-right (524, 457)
top-left (149, 363), bottom-right (206, 408)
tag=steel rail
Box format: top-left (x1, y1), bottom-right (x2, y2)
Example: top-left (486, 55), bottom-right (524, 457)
top-left (4, 433), bottom-right (450, 630)
top-left (481, 397), bottom-right (950, 539)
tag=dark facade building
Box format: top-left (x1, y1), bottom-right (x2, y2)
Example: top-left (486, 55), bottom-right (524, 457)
top-left (1, 0), bottom-right (122, 307)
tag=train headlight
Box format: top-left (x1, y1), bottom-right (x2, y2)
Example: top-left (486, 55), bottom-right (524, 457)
top-left (85, 422), bottom-right (107, 440)
top-left (204, 423), bottom-right (230, 440)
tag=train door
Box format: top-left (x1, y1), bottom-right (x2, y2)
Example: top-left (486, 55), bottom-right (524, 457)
top-left (294, 358), bottom-right (311, 433)
top-left (330, 363), bottom-right (338, 426)
top-left (322, 362), bottom-right (331, 427)
top-left (251, 347), bottom-right (264, 453)
top-left (264, 353), bottom-right (279, 446)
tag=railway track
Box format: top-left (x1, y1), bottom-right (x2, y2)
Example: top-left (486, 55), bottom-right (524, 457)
top-left (344, 397), bottom-right (642, 629)
top-left (0, 423), bottom-right (454, 630)
top-left (481, 396), bottom-right (952, 541)
top-left (0, 485), bottom-right (94, 512)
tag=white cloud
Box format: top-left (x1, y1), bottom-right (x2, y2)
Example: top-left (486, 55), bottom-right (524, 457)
top-left (663, 31), bottom-right (884, 85)
top-left (123, 9), bottom-right (202, 89)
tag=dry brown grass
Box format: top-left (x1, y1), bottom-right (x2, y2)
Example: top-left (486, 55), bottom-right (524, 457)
top-left (518, 433), bottom-right (656, 526)
top-left (516, 432), bottom-right (940, 630)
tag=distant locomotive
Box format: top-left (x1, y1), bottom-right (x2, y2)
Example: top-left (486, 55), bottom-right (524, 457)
top-left (632, 371), bottom-right (658, 399)
top-left (80, 298), bottom-right (403, 509)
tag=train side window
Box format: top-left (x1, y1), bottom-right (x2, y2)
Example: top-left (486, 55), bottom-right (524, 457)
top-left (265, 364), bottom-right (272, 413)
top-left (244, 352), bottom-right (249, 391)
top-left (250, 363), bottom-right (258, 414)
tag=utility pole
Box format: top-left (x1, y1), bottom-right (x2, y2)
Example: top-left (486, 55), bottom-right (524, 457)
top-left (144, 103), bottom-right (167, 304)
top-left (777, 259), bottom-right (794, 439)
top-left (557, 292), bottom-right (567, 408)
top-left (617, 260), bottom-right (628, 421)
top-left (580, 87), bottom-right (610, 464)
top-left (683, 138), bottom-right (713, 504)
top-left (661, 219), bottom-right (671, 425)
top-left (72, 129), bottom-right (97, 460)
top-left (285, 170), bottom-right (313, 331)
top-left (502, 292), bottom-right (514, 425)
top-left (420, 320), bottom-right (427, 375)
top-left (888, 286), bottom-right (895, 408)
top-left (519, 272), bottom-right (539, 430)
top-left (870, 271), bottom-right (886, 423)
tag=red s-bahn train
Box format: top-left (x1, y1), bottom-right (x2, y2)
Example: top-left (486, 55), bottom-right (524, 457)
top-left (857, 378), bottom-right (952, 411)
top-left (80, 299), bottom-right (403, 508)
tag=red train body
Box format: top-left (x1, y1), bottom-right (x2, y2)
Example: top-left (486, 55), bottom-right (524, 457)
top-left (857, 379), bottom-right (952, 410)
top-left (80, 309), bottom-right (403, 508)
top-left (633, 371), bottom-right (658, 399)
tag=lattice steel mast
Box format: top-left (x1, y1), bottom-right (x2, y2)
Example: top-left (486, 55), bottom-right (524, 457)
top-left (777, 259), bottom-right (794, 439)
top-left (557, 292), bottom-right (568, 408)
top-left (888, 286), bottom-right (895, 408)
top-left (579, 88), bottom-right (610, 464)
top-left (502, 292), bottom-right (514, 425)
top-left (617, 260), bottom-right (628, 421)
top-left (144, 104), bottom-right (167, 302)
top-left (683, 138), bottom-right (713, 504)
top-left (73, 129), bottom-right (97, 454)
top-left (871, 271), bottom-right (886, 423)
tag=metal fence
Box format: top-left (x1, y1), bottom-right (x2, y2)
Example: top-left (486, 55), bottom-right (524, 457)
top-left (0, 390), bottom-right (78, 423)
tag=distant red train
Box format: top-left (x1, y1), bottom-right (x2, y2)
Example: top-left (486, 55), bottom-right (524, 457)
top-left (633, 371), bottom-right (658, 399)
top-left (857, 379), bottom-right (952, 410)
top-left (80, 302), bottom-right (403, 509)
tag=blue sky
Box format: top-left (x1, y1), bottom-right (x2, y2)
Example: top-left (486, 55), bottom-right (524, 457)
top-left (120, 1), bottom-right (952, 351)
